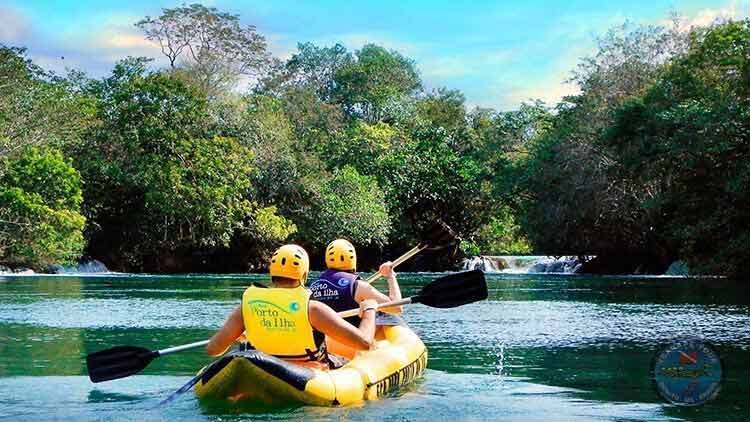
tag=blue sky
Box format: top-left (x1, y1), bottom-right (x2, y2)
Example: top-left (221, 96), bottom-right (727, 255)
top-left (1, 0), bottom-right (748, 110)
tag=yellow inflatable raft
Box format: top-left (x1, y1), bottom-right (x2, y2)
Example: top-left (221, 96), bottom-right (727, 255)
top-left (193, 324), bottom-right (426, 406)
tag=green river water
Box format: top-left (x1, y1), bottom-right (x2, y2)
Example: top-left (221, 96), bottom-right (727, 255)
top-left (1, 272), bottom-right (748, 421)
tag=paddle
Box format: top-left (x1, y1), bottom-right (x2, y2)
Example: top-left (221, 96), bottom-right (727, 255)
top-left (339, 269), bottom-right (487, 318)
top-left (86, 340), bottom-right (210, 383)
top-left (364, 220), bottom-right (459, 284)
top-left (86, 270), bottom-right (486, 384)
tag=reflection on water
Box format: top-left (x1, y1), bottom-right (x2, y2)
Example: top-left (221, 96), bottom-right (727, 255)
top-left (1, 273), bottom-right (749, 421)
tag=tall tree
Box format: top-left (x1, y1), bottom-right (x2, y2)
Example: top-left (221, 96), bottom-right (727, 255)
top-left (136, 4), bottom-right (271, 97)
top-left (333, 44), bottom-right (421, 122)
top-left (604, 19), bottom-right (750, 276)
top-left (515, 22), bottom-right (692, 265)
top-left (262, 42), bottom-right (353, 102)
top-left (77, 59), bottom-right (293, 271)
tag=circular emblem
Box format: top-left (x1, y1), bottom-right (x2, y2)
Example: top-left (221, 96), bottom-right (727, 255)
top-left (288, 302), bottom-right (300, 312)
top-left (337, 278), bottom-right (350, 287)
top-left (651, 337), bottom-right (723, 406)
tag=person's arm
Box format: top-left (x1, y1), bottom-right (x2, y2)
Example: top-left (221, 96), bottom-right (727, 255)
top-left (206, 305), bottom-right (245, 357)
top-left (354, 262), bottom-right (403, 314)
top-left (309, 299), bottom-right (377, 350)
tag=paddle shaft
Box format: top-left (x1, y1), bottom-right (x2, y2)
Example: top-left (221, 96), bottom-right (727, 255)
top-left (158, 340), bottom-right (209, 356)
top-left (338, 297), bottom-right (412, 318)
top-left (364, 244), bottom-right (428, 284)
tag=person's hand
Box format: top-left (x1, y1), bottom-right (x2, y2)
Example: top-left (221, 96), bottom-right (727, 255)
top-left (359, 299), bottom-right (378, 317)
top-left (379, 261), bottom-right (395, 278)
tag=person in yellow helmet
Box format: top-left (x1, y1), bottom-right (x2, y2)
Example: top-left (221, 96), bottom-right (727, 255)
top-left (308, 239), bottom-right (403, 326)
top-left (205, 244), bottom-right (378, 368)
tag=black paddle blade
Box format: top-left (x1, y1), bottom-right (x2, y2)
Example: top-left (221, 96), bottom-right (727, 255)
top-left (419, 220), bottom-right (459, 248)
top-left (86, 346), bottom-right (157, 383)
top-left (413, 270), bottom-right (487, 308)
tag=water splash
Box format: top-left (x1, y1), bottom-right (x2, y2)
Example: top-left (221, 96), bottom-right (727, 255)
top-left (494, 341), bottom-right (506, 377)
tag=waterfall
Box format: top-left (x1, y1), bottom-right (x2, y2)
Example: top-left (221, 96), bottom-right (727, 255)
top-left (51, 259), bottom-right (110, 274)
top-left (0, 266), bottom-right (34, 275)
top-left (461, 256), bottom-right (506, 272)
top-left (461, 256), bottom-right (588, 273)
top-left (527, 256), bottom-right (583, 273)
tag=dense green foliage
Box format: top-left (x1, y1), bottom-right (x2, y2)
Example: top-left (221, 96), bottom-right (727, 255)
top-left (74, 59), bottom-right (293, 270)
top-left (2, 10), bottom-right (749, 276)
top-left (300, 166), bottom-right (390, 246)
top-left (601, 21), bottom-right (750, 276)
top-left (0, 148), bottom-right (86, 269)
top-left (0, 46), bottom-right (96, 157)
top-left (0, 45), bottom-right (92, 270)
top-left (515, 20), bottom-right (750, 277)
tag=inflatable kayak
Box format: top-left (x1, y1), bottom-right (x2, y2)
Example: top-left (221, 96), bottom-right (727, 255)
top-left (193, 324), bottom-right (427, 406)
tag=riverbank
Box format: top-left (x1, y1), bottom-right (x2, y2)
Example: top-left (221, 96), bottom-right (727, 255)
top-left (2, 254), bottom-right (694, 277)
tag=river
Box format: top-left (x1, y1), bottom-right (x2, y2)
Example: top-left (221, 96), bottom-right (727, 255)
top-left (1, 272), bottom-right (748, 421)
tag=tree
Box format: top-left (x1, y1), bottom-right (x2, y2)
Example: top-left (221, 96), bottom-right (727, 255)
top-left (333, 44), bottom-right (421, 121)
top-left (514, 22), bottom-right (692, 267)
top-left (136, 4), bottom-right (271, 97)
top-left (0, 45), bottom-right (95, 158)
top-left (214, 94), bottom-right (312, 218)
top-left (262, 42), bottom-right (353, 102)
top-left (299, 166), bottom-right (390, 247)
top-left (78, 60), bottom-right (292, 270)
top-left (416, 88), bottom-right (468, 143)
top-left (604, 19), bottom-right (750, 276)
top-left (0, 148), bottom-right (86, 269)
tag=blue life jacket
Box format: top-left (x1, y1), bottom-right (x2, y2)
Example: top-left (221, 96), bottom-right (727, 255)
top-left (309, 269), bottom-right (360, 324)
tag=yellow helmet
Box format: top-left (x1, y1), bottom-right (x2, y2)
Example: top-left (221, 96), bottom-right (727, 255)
top-left (269, 244), bottom-right (309, 283)
top-left (326, 239), bottom-right (356, 271)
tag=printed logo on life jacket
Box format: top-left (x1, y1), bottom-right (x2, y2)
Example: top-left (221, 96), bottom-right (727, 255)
top-left (248, 300), bottom-right (298, 332)
top-left (309, 279), bottom-right (341, 300)
top-left (337, 278), bottom-right (350, 287)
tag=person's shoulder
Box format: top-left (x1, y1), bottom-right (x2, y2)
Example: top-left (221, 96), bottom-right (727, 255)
top-left (309, 299), bottom-right (335, 315)
top-left (308, 300), bottom-right (334, 323)
top-left (308, 299), bottom-right (324, 312)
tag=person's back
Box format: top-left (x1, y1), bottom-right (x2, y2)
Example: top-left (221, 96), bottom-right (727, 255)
top-left (206, 244), bottom-right (379, 368)
top-left (309, 239), bottom-right (403, 326)
top-left (310, 267), bottom-right (360, 324)
top-left (242, 281), bottom-right (326, 363)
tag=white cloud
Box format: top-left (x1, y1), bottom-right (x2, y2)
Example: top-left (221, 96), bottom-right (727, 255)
top-left (684, 2), bottom-right (745, 27)
top-left (17, 12), bottom-right (167, 76)
top-left (80, 13), bottom-right (162, 59)
top-left (505, 74), bottom-right (580, 107)
top-left (265, 32), bottom-right (297, 60)
top-left (0, 7), bottom-right (30, 43)
top-left (664, 1), bottom-right (749, 30)
top-left (420, 48), bottom-right (517, 79)
top-left (92, 32), bottom-right (158, 51)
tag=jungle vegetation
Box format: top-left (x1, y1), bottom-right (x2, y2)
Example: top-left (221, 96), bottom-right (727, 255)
top-left (1, 4), bottom-right (748, 277)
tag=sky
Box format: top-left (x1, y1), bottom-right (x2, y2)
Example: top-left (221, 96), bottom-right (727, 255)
top-left (1, 0), bottom-right (748, 110)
